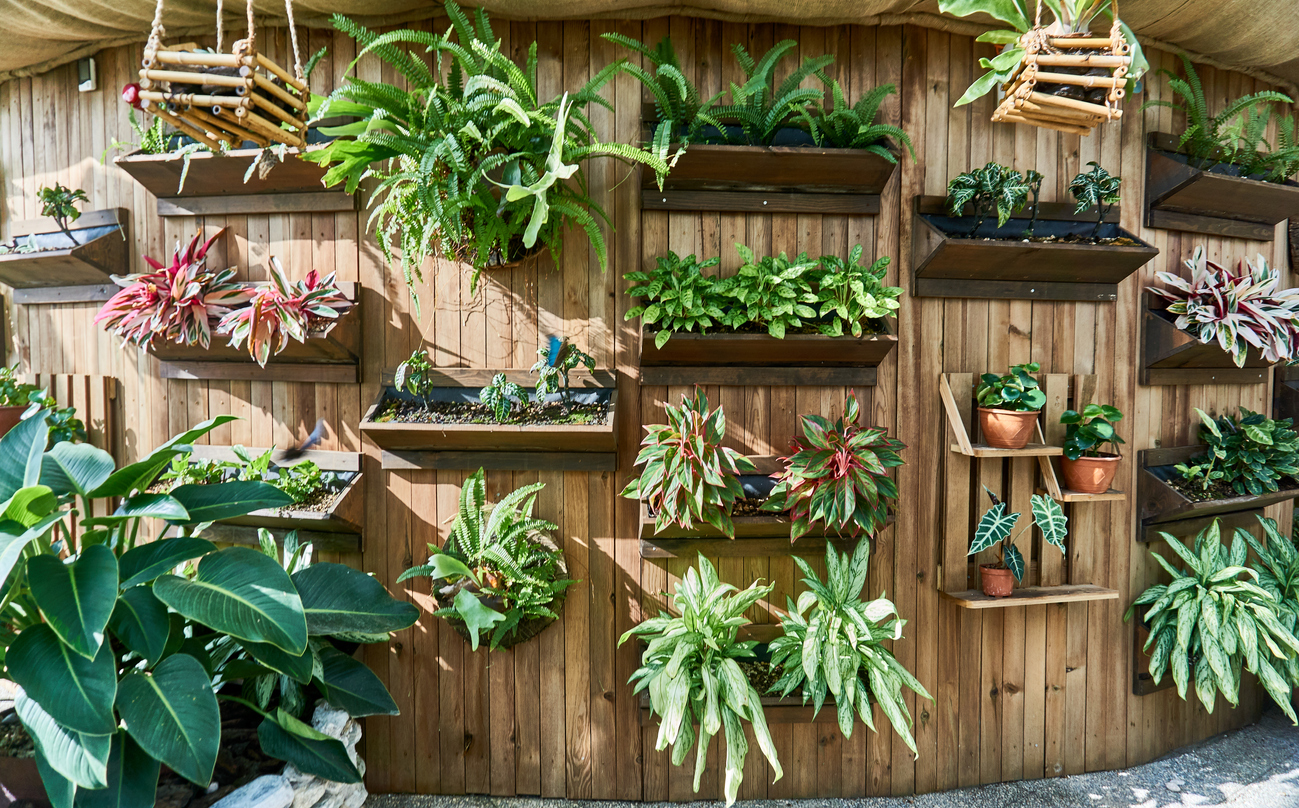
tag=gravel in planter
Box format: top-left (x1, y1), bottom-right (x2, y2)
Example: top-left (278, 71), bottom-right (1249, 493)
top-left (1165, 474), bottom-right (1299, 503)
top-left (372, 398), bottom-right (610, 427)
top-left (0, 714), bottom-right (35, 759)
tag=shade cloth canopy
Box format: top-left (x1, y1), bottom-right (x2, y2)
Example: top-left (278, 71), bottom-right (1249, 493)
top-left (4, 0), bottom-right (1299, 95)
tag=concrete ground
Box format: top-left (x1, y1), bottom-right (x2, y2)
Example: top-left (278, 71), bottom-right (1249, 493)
top-left (365, 706), bottom-right (1299, 808)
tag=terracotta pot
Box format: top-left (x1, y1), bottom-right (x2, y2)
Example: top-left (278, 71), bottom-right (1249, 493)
top-left (0, 755), bottom-right (50, 806)
top-left (978, 407), bottom-right (1040, 449)
top-left (1061, 452), bottom-right (1121, 494)
top-left (979, 564), bottom-right (1016, 598)
top-left (0, 406), bottom-right (26, 438)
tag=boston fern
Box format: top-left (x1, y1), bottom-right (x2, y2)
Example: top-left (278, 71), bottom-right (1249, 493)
top-left (622, 389), bottom-right (756, 537)
top-left (306, 1), bottom-right (668, 295)
top-left (715, 40), bottom-right (830, 146)
top-left (1126, 520), bottom-right (1299, 720)
top-left (1176, 407), bottom-right (1299, 497)
top-left (811, 80), bottom-right (914, 162)
top-left (769, 539), bottom-right (932, 753)
top-left (763, 393), bottom-right (904, 543)
top-left (621, 555), bottom-right (782, 807)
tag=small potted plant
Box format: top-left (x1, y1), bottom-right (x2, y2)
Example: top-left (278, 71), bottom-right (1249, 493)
top-left (969, 487), bottom-right (1067, 597)
top-left (1060, 403), bottom-right (1125, 493)
top-left (0, 365), bottom-right (86, 441)
top-left (975, 362), bottom-right (1047, 449)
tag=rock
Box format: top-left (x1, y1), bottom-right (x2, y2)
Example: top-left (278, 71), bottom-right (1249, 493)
top-left (289, 776), bottom-right (326, 808)
top-left (209, 776), bottom-right (293, 808)
top-left (338, 783), bottom-right (367, 808)
top-left (310, 703), bottom-right (351, 740)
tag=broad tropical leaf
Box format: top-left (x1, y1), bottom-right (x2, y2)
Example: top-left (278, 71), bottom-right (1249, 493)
top-left (116, 653), bottom-right (221, 786)
top-left (7, 625), bottom-right (117, 735)
top-left (294, 562), bottom-right (420, 635)
top-left (27, 544), bottom-right (119, 659)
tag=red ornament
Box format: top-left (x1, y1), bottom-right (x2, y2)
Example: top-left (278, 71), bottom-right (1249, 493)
top-left (121, 83), bottom-right (143, 111)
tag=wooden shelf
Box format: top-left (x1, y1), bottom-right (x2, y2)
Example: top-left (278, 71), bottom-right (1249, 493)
top-left (940, 584), bottom-right (1119, 609)
top-left (0, 209), bottom-right (128, 290)
top-left (1144, 132), bottom-right (1299, 242)
top-left (1038, 486), bottom-right (1125, 503)
top-left (911, 196), bottom-right (1158, 301)
top-left (638, 329), bottom-right (896, 387)
top-left (1141, 294), bottom-right (1271, 386)
top-left (1138, 445), bottom-right (1299, 527)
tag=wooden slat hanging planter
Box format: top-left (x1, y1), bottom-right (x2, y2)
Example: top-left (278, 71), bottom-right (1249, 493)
top-left (1140, 293), bottom-right (1272, 385)
top-left (638, 327), bottom-right (897, 386)
top-left (1137, 446), bottom-right (1299, 528)
top-left (0, 209), bottom-right (128, 293)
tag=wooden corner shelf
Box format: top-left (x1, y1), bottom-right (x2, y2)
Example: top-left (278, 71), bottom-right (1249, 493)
top-left (1141, 293), bottom-right (1271, 386)
top-left (911, 196), bottom-right (1158, 302)
top-left (939, 373), bottom-right (1062, 458)
top-left (1144, 132), bottom-right (1299, 242)
top-left (1138, 445), bottom-right (1299, 528)
top-left (0, 209), bottom-right (129, 290)
top-left (638, 328), bottom-right (896, 387)
top-left (940, 584), bottom-right (1119, 609)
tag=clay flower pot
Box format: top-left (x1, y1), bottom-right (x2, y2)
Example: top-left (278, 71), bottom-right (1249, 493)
top-left (0, 405), bottom-right (25, 438)
top-left (1061, 452), bottom-right (1120, 494)
top-left (978, 407), bottom-right (1040, 449)
top-left (980, 564), bottom-right (1015, 598)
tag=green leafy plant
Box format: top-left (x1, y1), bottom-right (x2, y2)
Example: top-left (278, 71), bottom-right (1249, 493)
top-left (946, 163), bottom-right (1034, 237)
top-left (1068, 161), bottom-right (1122, 239)
top-left (811, 80), bottom-right (914, 162)
top-left (763, 394), bottom-right (904, 543)
top-left (620, 555), bottom-right (781, 806)
top-left (1021, 169), bottom-right (1045, 237)
top-left (811, 247), bottom-right (900, 336)
top-left (977, 362), bottom-right (1046, 412)
top-left (715, 246), bottom-right (820, 339)
top-left (37, 184), bottom-right (88, 247)
top-left (157, 446), bottom-right (335, 506)
top-left (305, 2), bottom-right (668, 298)
top-left (970, 487), bottom-right (1068, 583)
top-left (624, 252), bottom-right (725, 349)
top-left (394, 348), bottom-right (436, 411)
top-left (1125, 520), bottom-right (1299, 720)
top-left (0, 364), bottom-right (86, 445)
top-left (1175, 408), bottom-right (1299, 497)
top-left (714, 40), bottom-right (830, 146)
top-left (1240, 515), bottom-right (1299, 689)
top-left (531, 339), bottom-right (595, 410)
top-left (622, 389), bottom-right (757, 537)
top-left (769, 539), bottom-right (932, 752)
top-left (1061, 402), bottom-right (1124, 460)
top-left (479, 373), bottom-right (527, 423)
top-left (0, 413), bottom-right (419, 804)
top-left (399, 468), bottom-right (573, 651)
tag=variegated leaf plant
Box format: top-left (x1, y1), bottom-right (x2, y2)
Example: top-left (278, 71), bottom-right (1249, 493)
top-left (216, 258), bottom-right (352, 367)
top-left (969, 486), bottom-right (1067, 583)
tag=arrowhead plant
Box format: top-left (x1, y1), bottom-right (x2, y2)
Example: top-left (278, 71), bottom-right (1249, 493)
top-left (969, 486), bottom-right (1068, 583)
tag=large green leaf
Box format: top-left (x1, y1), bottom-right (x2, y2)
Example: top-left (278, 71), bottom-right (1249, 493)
top-left (970, 502), bottom-right (1016, 555)
top-left (28, 544), bottom-right (119, 659)
top-left (154, 547), bottom-right (307, 655)
top-left (0, 413), bottom-right (50, 503)
top-left (239, 639), bottom-right (314, 684)
top-left (454, 587), bottom-right (506, 651)
top-left (316, 644), bottom-right (399, 717)
top-left (293, 563), bottom-right (420, 636)
top-left (88, 416), bottom-right (237, 498)
top-left (40, 443), bottom-right (116, 498)
top-left (116, 653), bottom-right (220, 786)
top-left (1030, 494), bottom-right (1068, 553)
top-left (15, 692), bottom-right (111, 789)
top-left (108, 586), bottom-right (171, 666)
top-left (167, 481), bottom-right (292, 524)
top-left (0, 511), bottom-right (66, 588)
top-left (256, 711), bottom-right (362, 783)
top-left (35, 747), bottom-right (77, 808)
top-left (7, 624), bottom-right (117, 735)
top-left (82, 494), bottom-right (189, 528)
top-left (4, 484), bottom-right (59, 527)
top-left (117, 536), bottom-right (216, 588)
top-left (72, 732), bottom-right (160, 808)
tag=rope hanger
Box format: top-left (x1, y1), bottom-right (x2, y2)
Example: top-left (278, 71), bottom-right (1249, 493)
top-left (147, 0), bottom-right (304, 82)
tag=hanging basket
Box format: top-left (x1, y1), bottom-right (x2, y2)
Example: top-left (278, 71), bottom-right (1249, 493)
top-left (992, 17), bottom-right (1131, 136)
top-left (137, 0), bottom-right (309, 152)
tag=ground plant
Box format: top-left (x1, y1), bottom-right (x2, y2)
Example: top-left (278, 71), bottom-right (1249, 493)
top-left (1068, 161), bottom-right (1122, 239)
top-left (399, 469), bottom-right (573, 651)
top-left (976, 362), bottom-right (1047, 412)
top-left (946, 163), bottom-right (1034, 237)
top-left (769, 539), bottom-right (932, 752)
top-left (478, 373), bottom-right (527, 423)
top-left (36, 184), bottom-right (88, 247)
top-left (813, 247), bottom-right (900, 336)
top-left (1126, 520), bottom-right (1299, 720)
top-left (621, 555), bottom-right (782, 806)
top-left (624, 252), bottom-right (727, 349)
top-left (713, 246), bottom-right (821, 339)
top-left (1175, 408), bottom-right (1299, 497)
top-left (531, 338), bottom-right (596, 411)
top-left (394, 348), bottom-right (437, 410)
top-left (970, 487), bottom-right (1068, 583)
top-left (1061, 402), bottom-right (1124, 460)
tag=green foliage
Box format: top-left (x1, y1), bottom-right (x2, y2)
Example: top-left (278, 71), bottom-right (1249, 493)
top-left (976, 362), bottom-right (1046, 412)
top-left (394, 348), bottom-right (436, 409)
top-left (1143, 54), bottom-right (1298, 182)
top-left (1176, 408), bottom-right (1299, 497)
top-left (306, 3), bottom-right (668, 298)
top-left (946, 163), bottom-right (1034, 237)
top-left (622, 389), bottom-right (757, 538)
top-left (530, 339), bottom-right (595, 407)
top-left (812, 246), bottom-right (900, 337)
top-left (1060, 402), bottom-right (1124, 460)
top-left (1021, 169), bottom-right (1045, 236)
top-left (37, 184), bottom-right (88, 247)
top-left (763, 394), bottom-right (905, 542)
top-left (157, 445), bottom-right (335, 506)
top-left (1238, 515), bottom-right (1299, 690)
top-left (713, 245), bottom-right (820, 339)
top-left (0, 365), bottom-right (86, 445)
top-left (0, 413), bottom-right (417, 806)
top-left (1125, 520), bottom-right (1299, 720)
top-left (811, 80), bottom-right (915, 162)
top-left (624, 252), bottom-right (726, 349)
top-left (769, 540), bottom-right (932, 752)
top-left (969, 487), bottom-right (1067, 582)
top-left (715, 40), bottom-right (831, 146)
top-left (398, 468), bottom-right (573, 651)
top-left (479, 373), bottom-right (526, 423)
top-left (620, 555), bottom-right (782, 806)
top-left (1068, 161), bottom-right (1122, 238)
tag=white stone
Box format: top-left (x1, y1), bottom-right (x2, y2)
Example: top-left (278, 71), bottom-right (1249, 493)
top-left (311, 703), bottom-right (351, 739)
top-left (210, 776), bottom-right (293, 808)
top-left (290, 777), bottom-right (327, 808)
top-left (339, 783), bottom-right (367, 808)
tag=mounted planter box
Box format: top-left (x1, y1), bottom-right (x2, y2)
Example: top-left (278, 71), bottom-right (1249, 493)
top-left (0, 755), bottom-right (48, 806)
top-left (1144, 132), bottom-right (1299, 241)
top-left (1137, 445), bottom-right (1299, 528)
top-left (151, 282), bottom-right (360, 383)
top-left (1141, 293), bottom-right (1271, 385)
top-left (0, 208), bottom-right (128, 294)
top-left (639, 327), bottom-right (897, 386)
top-left (362, 369), bottom-right (617, 471)
top-left (911, 196), bottom-right (1158, 301)
top-left (115, 146), bottom-right (356, 217)
top-left (184, 446), bottom-right (363, 554)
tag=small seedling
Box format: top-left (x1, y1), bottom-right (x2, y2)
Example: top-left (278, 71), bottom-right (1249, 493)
top-left (479, 373), bottom-right (526, 422)
top-left (37, 184), bottom-right (88, 247)
top-left (969, 486), bottom-right (1068, 583)
top-left (1068, 162), bottom-right (1122, 239)
top-left (946, 163), bottom-right (1033, 238)
top-left (395, 348), bottom-right (437, 411)
top-left (531, 337), bottom-right (595, 412)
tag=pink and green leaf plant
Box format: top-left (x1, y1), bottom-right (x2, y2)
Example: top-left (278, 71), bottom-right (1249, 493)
top-left (216, 257), bottom-right (352, 367)
top-left (1149, 245), bottom-right (1299, 368)
top-left (94, 228), bottom-right (250, 349)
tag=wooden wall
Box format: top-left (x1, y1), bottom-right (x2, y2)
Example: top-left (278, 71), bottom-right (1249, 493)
top-left (1, 14), bottom-right (1292, 800)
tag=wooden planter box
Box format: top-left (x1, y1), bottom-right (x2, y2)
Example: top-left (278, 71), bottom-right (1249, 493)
top-left (639, 327), bottom-right (897, 386)
top-left (184, 446), bottom-right (363, 553)
top-left (911, 196), bottom-right (1158, 301)
top-left (0, 209), bottom-right (128, 296)
top-left (115, 146), bottom-right (356, 217)
top-left (1144, 132), bottom-right (1299, 241)
top-left (0, 755), bottom-right (49, 806)
top-left (1141, 294), bottom-right (1271, 385)
top-left (1137, 445), bottom-right (1299, 527)
top-left (150, 282), bottom-right (360, 383)
top-left (362, 369), bottom-right (617, 471)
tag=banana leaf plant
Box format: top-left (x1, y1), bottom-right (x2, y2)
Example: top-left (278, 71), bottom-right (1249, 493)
top-left (0, 413), bottom-right (418, 807)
